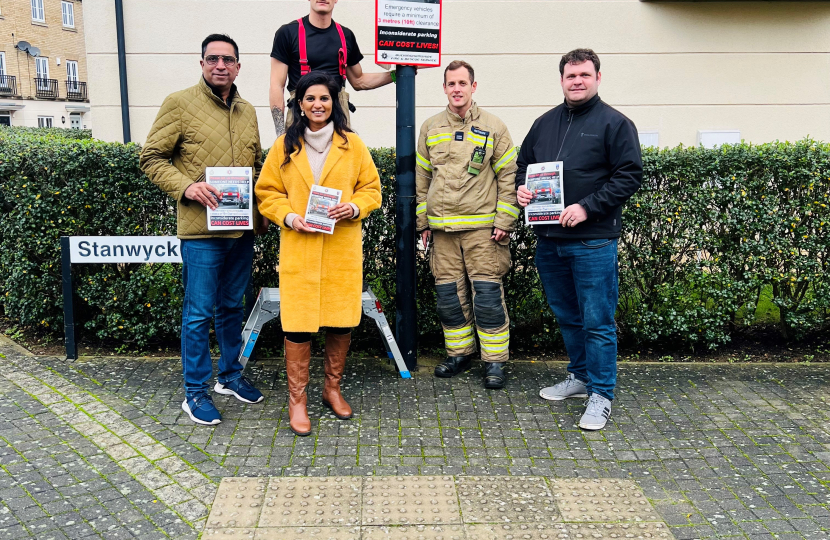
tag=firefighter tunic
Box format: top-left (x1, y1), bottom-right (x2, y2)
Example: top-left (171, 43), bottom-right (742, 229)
top-left (416, 102), bottom-right (519, 362)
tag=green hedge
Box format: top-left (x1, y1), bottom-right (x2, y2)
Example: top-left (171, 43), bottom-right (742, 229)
top-left (1, 130), bottom-right (828, 351)
top-left (621, 141), bottom-right (830, 347)
top-left (0, 129), bottom-right (179, 345)
top-left (0, 126), bottom-right (93, 140)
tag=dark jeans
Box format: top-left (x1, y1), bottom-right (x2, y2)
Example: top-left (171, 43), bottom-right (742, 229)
top-left (180, 232), bottom-right (254, 397)
top-left (535, 237), bottom-right (619, 400)
top-left (284, 327), bottom-right (352, 344)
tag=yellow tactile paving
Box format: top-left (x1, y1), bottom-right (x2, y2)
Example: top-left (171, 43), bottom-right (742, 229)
top-left (550, 479), bottom-right (662, 523)
top-left (204, 476), bottom-right (674, 539)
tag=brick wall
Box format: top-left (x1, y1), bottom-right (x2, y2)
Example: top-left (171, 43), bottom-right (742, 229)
top-left (0, 0), bottom-right (87, 100)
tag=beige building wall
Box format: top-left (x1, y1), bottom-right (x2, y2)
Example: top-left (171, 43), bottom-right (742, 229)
top-left (0, 0), bottom-right (92, 128)
top-left (84, 0), bottom-right (830, 149)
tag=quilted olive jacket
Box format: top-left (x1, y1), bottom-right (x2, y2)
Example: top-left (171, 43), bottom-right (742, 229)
top-left (140, 77), bottom-right (263, 239)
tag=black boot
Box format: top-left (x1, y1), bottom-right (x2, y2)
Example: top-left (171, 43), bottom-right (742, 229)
top-left (484, 362), bottom-right (506, 389)
top-left (434, 355), bottom-right (472, 378)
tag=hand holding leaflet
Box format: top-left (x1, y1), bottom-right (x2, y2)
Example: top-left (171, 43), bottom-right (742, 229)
top-left (206, 167), bottom-right (254, 230)
top-left (524, 161), bottom-right (565, 226)
top-left (304, 185), bottom-right (343, 234)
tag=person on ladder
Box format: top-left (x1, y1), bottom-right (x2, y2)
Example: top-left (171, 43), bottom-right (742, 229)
top-left (256, 72), bottom-right (382, 437)
top-left (269, 0), bottom-right (396, 136)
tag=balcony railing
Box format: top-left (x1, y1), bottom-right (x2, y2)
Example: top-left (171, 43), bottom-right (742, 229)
top-left (0, 74), bottom-right (18, 96)
top-left (34, 78), bottom-right (59, 99)
top-left (66, 80), bottom-right (87, 101)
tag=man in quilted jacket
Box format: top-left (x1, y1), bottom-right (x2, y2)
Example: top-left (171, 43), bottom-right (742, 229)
top-left (141, 34), bottom-right (268, 426)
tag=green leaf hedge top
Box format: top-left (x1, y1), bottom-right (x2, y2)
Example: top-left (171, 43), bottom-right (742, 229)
top-left (1, 127), bottom-right (827, 350)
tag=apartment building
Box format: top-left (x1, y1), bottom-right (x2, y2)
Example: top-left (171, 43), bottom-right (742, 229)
top-left (0, 0), bottom-right (91, 129)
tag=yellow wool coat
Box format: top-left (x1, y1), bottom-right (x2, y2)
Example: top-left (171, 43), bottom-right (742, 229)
top-left (256, 131), bottom-right (382, 332)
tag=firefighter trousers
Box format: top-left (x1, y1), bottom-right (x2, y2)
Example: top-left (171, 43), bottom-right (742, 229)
top-left (429, 229), bottom-right (511, 363)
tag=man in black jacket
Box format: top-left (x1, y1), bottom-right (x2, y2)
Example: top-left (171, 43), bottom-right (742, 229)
top-left (516, 49), bottom-right (642, 431)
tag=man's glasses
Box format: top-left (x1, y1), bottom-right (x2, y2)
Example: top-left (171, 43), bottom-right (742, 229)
top-left (204, 55), bottom-right (237, 67)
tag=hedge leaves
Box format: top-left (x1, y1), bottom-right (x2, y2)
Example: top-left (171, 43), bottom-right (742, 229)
top-left (1, 128), bottom-right (827, 350)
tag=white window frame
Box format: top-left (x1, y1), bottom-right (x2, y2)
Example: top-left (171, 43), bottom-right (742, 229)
top-left (37, 116), bottom-right (53, 128)
top-left (35, 57), bottom-right (49, 91)
top-left (31, 0), bottom-right (45, 23)
top-left (61, 1), bottom-right (75, 28)
top-left (66, 60), bottom-right (79, 91)
top-left (638, 131), bottom-right (659, 148)
top-left (0, 53), bottom-right (9, 93)
top-left (36, 57), bottom-right (49, 79)
top-left (697, 130), bottom-right (741, 149)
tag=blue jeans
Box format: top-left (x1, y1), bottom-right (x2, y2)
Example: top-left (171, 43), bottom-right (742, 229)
top-left (180, 232), bottom-right (254, 397)
top-left (535, 237), bottom-right (619, 400)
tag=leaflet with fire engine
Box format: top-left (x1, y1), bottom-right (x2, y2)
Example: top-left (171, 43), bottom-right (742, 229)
top-left (304, 185), bottom-right (342, 235)
top-left (206, 167), bottom-right (254, 231)
top-left (524, 161), bottom-right (565, 226)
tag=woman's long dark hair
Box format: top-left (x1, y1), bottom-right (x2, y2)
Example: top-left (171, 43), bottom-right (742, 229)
top-left (282, 71), bottom-right (351, 167)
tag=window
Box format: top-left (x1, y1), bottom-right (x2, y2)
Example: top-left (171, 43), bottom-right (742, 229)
top-left (638, 131), bottom-right (659, 148)
top-left (31, 0), bottom-right (45, 23)
top-left (38, 116), bottom-right (53, 128)
top-left (0, 53), bottom-right (11, 95)
top-left (35, 57), bottom-right (48, 79)
top-left (35, 57), bottom-right (49, 90)
top-left (66, 60), bottom-right (78, 90)
top-left (0, 53), bottom-right (8, 92)
top-left (697, 130), bottom-right (741, 149)
top-left (61, 1), bottom-right (74, 27)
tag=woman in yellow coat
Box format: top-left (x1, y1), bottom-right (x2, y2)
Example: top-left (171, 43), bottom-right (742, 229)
top-left (256, 72), bottom-right (382, 436)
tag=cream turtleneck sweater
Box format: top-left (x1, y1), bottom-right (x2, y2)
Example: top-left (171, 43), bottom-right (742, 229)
top-left (303, 121), bottom-right (334, 183)
top-left (284, 122), bottom-right (358, 229)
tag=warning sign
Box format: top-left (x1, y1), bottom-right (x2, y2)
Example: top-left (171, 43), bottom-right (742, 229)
top-left (375, 0), bottom-right (441, 67)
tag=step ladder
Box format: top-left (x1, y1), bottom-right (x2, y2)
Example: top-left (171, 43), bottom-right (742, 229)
top-left (239, 286), bottom-right (412, 379)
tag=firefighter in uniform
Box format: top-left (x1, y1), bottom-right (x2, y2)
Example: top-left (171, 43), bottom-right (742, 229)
top-left (417, 60), bottom-right (520, 389)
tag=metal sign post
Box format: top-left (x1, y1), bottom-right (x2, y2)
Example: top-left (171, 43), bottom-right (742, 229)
top-left (395, 68), bottom-right (418, 372)
top-left (375, 0), bottom-right (443, 373)
top-left (60, 237), bottom-right (78, 360)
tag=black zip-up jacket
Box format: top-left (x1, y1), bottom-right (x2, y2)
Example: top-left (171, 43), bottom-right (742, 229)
top-left (515, 94), bottom-right (643, 239)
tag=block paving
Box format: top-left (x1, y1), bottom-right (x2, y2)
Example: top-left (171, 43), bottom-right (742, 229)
top-left (0, 336), bottom-right (828, 539)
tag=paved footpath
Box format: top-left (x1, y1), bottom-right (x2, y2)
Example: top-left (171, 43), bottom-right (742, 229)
top-left (0, 338), bottom-right (828, 539)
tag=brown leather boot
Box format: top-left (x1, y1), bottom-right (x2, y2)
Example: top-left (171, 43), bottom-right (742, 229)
top-left (284, 338), bottom-right (312, 436)
top-left (322, 332), bottom-right (353, 420)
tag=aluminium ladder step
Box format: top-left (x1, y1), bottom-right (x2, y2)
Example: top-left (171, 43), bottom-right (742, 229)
top-left (238, 286), bottom-right (411, 379)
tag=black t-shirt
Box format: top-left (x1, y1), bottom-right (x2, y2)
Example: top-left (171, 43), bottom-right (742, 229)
top-left (271, 16), bottom-right (364, 92)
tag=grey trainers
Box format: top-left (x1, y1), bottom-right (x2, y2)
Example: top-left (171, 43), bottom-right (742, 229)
top-left (539, 373), bottom-right (588, 401)
top-left (579, 394), bottom-right (612, 430)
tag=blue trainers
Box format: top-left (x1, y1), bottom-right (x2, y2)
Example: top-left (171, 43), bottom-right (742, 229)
top-left (214, 377), bottom-right (264, 404)
top-left (182, 393), bottom-right (222, 425)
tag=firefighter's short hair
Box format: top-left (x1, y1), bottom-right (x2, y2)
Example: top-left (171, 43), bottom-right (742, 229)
top-left (444, 60), bottom-right (475, 84)
top-left (559, 49), bottom-right (600, 76)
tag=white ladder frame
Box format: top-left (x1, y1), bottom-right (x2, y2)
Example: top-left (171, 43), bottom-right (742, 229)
top-left (239, 287), bottom-right (411, 379)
